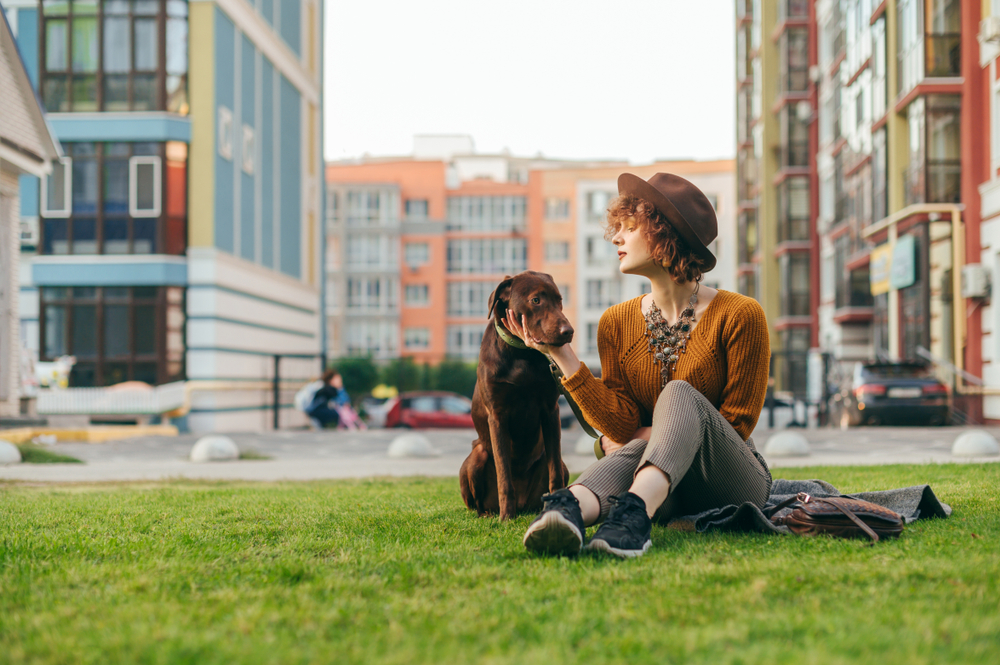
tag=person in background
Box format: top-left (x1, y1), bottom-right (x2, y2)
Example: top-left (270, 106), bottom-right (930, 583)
top-left (305, 369), bottom-right (350, 429)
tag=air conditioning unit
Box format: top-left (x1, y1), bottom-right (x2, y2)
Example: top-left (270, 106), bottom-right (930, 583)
top-left (19, 218), bottom-right (39, 248)
top-left (981, 16), bottom-right (1000, 44)
top-left (961, 264), bottom-right (991, 299)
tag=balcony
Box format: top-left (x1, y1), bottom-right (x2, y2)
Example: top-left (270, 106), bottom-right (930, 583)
top-left (781, 141), bottom-right (810, 169)
top-left (905, 162), bottom-right (961, 206)
top-left (777, 0), bottom-right (809, 22)
top-left (925, 34), bottom-right (961, 78)
top-left (780, 293), bottom-right (811, 318)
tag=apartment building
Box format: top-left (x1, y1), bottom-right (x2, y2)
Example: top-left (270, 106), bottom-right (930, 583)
top-left (326, 139), bottom-right (736, 368)
top-left (735, 0), bottom-right (816, 396)
top-left (6, 0), bottom-right (325, 432)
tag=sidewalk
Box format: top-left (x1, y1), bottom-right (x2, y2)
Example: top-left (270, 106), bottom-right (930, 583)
top-left (2, 425), bottom-right (998, 483)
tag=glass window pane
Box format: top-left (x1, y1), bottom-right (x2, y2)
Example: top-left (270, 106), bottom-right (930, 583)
top-left (166, 17), bottom-right (188, 75)
top-left (44, 306), bottom-right (67, 357)
top-left (42, 1), bottom-right (70, 17)
top-left (42, 287), bottom-right (68, 300)
top-left (105, 287), bottom-right (129, 300)
top-left (103, 17), bottom-right (131, 73)
top-left (104, 218), bottom-right (129, 254)
top-left (71, 75), bottom-right (98, 111)
top-left (134, 219), bottom-right (156, 254)
top-left (135, 162), bottom-right (157, 211)
top-left (104, 363), bottom-right (129, 386)
top-left (133, 75), bottom-right (157, 111)
top-left (45, 20), bottom-right (67, 70)
top-left (72, 218), bottom-right (97, 254)
top-left (72, 287), bottom-right (96, 299)
top-left (42, 78), bottom-right (69, 112)
top-left (46, 160), bottom-right (68, 212)
top-left (133, 363), bottom-right (158, 385)
top-left (133, 287), bottom-right (157, 299)
top-left (134, 19), bottom-right (159, 71)
top-left (134, 1), bottom-right (159, 16)
top-left (134, 305), bottom-right (156, 355)
top-left (72, 158), bottom-right (98, 213)
top-left (167, 0), bottom-right (189, 17)
top-left (43, 219), bottom-right (69, 254)
top-left (103, 74), bottom-right (130, 111)
top-left (105, 0), bottom-right (129, 15)
top-left (69, 363), bottom-right (96, 387)
top-left (106, 143), bottom-right (131, 156)
top-left (71, 305), bottom-right (97, 358)
top-left (71, 17), bottom-right (98, 72)
top-left (104, 305), bottom-right (130, 356)
top-left (104, 160), bottom-right (129, 213)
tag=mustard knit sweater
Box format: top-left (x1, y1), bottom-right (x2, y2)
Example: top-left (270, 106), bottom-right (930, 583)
top-left (562, 290), bottom-right (770, 443)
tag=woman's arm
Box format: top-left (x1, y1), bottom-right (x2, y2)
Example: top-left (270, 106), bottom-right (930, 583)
top-left (502, 309), bottom-right (643, 443)
top-left (718, 299), bottom-right (771, 440)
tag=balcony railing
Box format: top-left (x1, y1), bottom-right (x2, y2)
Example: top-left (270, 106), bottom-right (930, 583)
top-left (778, 216), bottom-right (810, 243)
top-left (925, 34), bottom-right (961, 77)
top-left (781, 66), bottom-right (810, 93)
top-left (836, 284), bottom-right (874, 310)
top-left (782, 141), bottom-right (810, 168)
top-left (905, 162), bottom-right (961, 206)
top-left (781, 293), bottom-right (811, 317)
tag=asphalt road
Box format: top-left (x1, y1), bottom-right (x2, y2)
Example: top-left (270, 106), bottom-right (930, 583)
top-left (2, 423), bottom-right (998, 483)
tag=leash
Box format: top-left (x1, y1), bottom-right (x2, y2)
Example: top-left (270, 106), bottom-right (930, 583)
top-left (494, 319), bottom-right (602, 441)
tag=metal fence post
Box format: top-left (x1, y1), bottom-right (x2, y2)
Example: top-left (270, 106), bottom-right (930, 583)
top-left (273, 354), bottom-right (281, 430)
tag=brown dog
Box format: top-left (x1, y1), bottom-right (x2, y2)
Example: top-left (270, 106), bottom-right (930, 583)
top-left (459, 271), bottom-right (574, 520)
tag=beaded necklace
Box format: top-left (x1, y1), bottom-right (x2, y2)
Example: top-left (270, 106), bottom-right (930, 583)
top-left (644, 282), bottom-right (700, 388)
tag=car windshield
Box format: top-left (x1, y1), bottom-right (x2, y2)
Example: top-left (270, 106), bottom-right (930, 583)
top-left (409, 397), bottom-right (437, 413)
top-left (862, 365), bottom-right (931, 380)
top-left (440, 396), bottom-right (471, 414)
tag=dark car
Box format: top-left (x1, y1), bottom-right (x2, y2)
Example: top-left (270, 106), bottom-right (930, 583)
top-left (831, 362), bottom-right (950, 428)
top-left (384, 391), bottom-right (474, 429)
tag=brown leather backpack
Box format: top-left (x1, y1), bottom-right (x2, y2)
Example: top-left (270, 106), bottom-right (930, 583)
top-left (771, 492), bottom-right (904, 543)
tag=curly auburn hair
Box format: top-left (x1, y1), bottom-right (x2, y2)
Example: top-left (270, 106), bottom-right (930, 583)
top-left (603, 195), bottom-right (708, 284)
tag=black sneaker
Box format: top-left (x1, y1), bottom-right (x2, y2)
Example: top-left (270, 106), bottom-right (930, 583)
top-left (523, 488), bottom-right (585, 556)
top-left (585, 492), bottom-right (652, 558)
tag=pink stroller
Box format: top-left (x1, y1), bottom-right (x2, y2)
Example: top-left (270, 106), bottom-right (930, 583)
top-left (335, 403), bottom-right (368, 431)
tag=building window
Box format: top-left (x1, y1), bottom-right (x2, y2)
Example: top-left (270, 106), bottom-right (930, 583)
top-left (559, 284), bottom-right (571, 307)
top-left (905, 95), bottom-right (961, 206)
top-left (924, 0), bottom-right (961, 77)
top-left (405, 199), bottom-right (429, 221)
top-left (872, 17), bottom-right (887, 120)
top-left (446, 196), bottom-right (526, 232)
top-left (545, 198), bottom-right (570, 220)
top-left (586, 279), bottom-right (620, 309)
top-left (544, 241), bottom-right (570, 263)
top-left (780, 27), bottom-right (809, 93)
top-left (218, 106), bottom-right (233, 160)
top-left (39, 286), bottom-right (184, 387)
top-left (779, 327), bottom-right (810, 396)
top-left (777, 177), bottom-right (810, 242)
top-left (447, 282), bottom-right (492, 317)
top-left (404, 242), bottom-right (430, 267)
top-left (404, 284), bottom-right (429, 307)
top-left (41, 157), bottom-right (72, 217)
top-left (779, 253), bottom-right (810, 316)
top-left (872, 128), bottom-right (888, 222)
top-left (41, 0), bottom-right (188, 113)
top-left (241, 125), bottom-right (255, 175)
top-left (404, 328), bottom-right (430, 349)
top-left (446, 325), bottom-right (483, 359)
top-left (585, 323), bottom-right (599, 354)
top-left (586, 236), bottom-right (617, 265)
top-left (587, 191), bottom-right (613, 223)
top-left (345, 321), bottom-right (398, 357)
top-left (780, 106), bottom-right (810, 168)
top-left (446, 239), bottom-right (526, 274)
top-left (346, 277), bottom-right (398, 311)
top-left (40, 142), bottom-right (185, 256)
top-left (737, 210), bottom-right (757, 264)
top-left (345, 189), bottom-right (399, 226)
top-left (738, 270), bottom-right (758, 300)
top-left (345, 235), bottom-right (397, 269)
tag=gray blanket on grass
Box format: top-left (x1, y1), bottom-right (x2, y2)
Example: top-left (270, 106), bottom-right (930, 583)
top-left (666, 479), bottom-right (952, 534)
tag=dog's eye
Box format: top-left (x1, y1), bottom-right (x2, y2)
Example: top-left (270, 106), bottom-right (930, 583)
top-left (531, 297), bottom-right (541, 305)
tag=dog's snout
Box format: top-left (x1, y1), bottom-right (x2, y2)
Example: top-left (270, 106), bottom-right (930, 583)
top-left (559, 324), bottom-right (574, 337)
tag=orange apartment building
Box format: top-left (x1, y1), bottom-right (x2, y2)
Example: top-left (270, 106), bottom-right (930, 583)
top-left (325, 140), bottom-right (734, 367)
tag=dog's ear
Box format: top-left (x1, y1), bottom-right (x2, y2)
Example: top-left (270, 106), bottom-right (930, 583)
top-left (487, 275), bottom-right (514, 320)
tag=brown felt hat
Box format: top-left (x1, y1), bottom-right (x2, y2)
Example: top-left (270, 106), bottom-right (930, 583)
top-left (617, 172), bottom-right (717, 272)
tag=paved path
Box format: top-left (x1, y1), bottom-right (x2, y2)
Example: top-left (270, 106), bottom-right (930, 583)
top-left (2, 425), bottom-right (998, 483)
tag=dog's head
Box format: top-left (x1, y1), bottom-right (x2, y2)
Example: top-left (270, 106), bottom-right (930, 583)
top-left (488, 271), bottom-right (574, 347)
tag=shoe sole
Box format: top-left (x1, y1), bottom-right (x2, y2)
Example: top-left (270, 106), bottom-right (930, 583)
top-left (523, 511), bottom-right (583, 556)
top-left (584, 537), bottom-right (651, 559)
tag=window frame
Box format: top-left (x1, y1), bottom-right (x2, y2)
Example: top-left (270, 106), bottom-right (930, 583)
top-left (41, 156), bottom-right (73, 218)
top-left (129, 155), bottom-right (162, 218)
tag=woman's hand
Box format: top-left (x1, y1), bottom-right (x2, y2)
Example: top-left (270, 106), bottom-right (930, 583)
top-left (501, 313), bottom-right (553, 355)
top-left (600, 426), bottom-right (651, 456)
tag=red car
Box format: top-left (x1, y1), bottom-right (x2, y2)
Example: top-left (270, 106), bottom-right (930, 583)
top-left (384, 391), bottom-right (475, 429)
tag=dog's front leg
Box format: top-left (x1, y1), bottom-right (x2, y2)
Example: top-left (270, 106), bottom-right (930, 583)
top-left (540, 405), bottom-right (567, 492)
top-left (488, 414), bottom-right (517, 520)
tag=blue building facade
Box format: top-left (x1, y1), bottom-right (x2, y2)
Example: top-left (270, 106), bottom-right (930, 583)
top-left (7, 0), bottom-right (325, 432)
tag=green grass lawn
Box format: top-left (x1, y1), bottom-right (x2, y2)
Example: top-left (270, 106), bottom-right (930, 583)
top-left (15, 443), bottom-right (83, 464)
top-left (1, 464), bottom-right (998, 665)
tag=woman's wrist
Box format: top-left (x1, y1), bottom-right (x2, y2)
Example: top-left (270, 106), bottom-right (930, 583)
top-left (549, 344), bottom-right (581, 378)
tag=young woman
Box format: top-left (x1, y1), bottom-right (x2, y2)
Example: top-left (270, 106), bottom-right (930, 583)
top-left (502, 172), bottom-right (772, 558)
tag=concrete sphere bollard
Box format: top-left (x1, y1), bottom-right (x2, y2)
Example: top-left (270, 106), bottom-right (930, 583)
top-left (0, 440), bottom-right (22, 465)
top-left (951, 430), bottom-right (1000, 458)
top-left (763, 431), bottom-right (811, 458)
top-left (387, 432), bottom-right (440, 458)
top-left (575, 432), bottom-right (599, 456)
top-left (190, 435), bottom-right (240, 462)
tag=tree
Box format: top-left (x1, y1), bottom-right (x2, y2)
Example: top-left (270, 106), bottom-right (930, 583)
top-left (331, 356), bottom-right (378, 402)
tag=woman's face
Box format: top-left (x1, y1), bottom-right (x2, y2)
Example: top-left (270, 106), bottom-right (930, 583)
top-left (611, 216), bottom-right (654, 276)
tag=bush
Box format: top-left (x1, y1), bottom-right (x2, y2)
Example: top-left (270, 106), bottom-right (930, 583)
top-left (432, 359), bottom-right (478, 398)
top-left (332, 356), bottom-right (479, 400)
top-left (331, 356), bottom-right (379, 401)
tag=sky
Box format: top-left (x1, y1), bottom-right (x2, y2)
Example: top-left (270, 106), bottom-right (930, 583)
top-left (323, 0), bottom-right (736, 165)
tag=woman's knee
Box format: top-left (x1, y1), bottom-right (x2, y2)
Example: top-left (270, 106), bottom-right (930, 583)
top-left (656, 380), bottom-right (700, 409)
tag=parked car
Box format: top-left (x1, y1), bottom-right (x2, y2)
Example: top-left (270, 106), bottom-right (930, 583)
top-left (384, 391), bottom-right (475, 429)
top-left (831, 362), bottom-right (950, 428)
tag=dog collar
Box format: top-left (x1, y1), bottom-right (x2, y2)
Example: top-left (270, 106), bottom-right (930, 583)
top-left (494, 319), bottom-right (530, 350)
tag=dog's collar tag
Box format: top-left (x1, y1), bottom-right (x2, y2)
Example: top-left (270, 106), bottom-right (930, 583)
top-left (494, 319), bottom-right (530, 350)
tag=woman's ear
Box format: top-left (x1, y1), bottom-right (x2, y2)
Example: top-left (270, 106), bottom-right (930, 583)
top-left (487, 275), bottom-right (514, 320)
